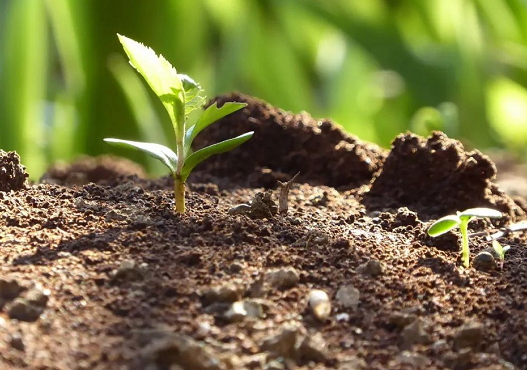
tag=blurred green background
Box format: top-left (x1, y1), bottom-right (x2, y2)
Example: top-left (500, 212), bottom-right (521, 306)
top-left (1, 0), bottom-right (527, 179)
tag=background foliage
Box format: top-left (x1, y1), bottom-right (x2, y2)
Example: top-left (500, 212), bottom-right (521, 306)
top-left (1, 0), bottom-right (527, 178)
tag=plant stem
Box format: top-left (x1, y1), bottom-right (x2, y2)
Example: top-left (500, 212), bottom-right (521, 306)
top-left (174, 176), bottom-right (185, 213)
top-left (460, 218), bottom-right (470, 268)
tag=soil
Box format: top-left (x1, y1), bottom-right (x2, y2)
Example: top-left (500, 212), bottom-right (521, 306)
top-left (1, 93), bottom-right (527, 370)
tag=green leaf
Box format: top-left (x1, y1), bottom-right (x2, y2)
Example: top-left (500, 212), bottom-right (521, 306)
top-left (459, 208), bottom-right (502, 220)
top-left (184, 102), bottom-right (247, 155)
top-left (117, 34), bottom-right (183, 125)
top-left (492, 240), bottom-right (510, 259)
top-left (180, 131), bottom-right (253, 181)
top-left (179, 74), bottom-right (206, 117)
top-left (428, 215), bottom-right (461, 237)
top-left (104, 138), bottom-right (178, 174)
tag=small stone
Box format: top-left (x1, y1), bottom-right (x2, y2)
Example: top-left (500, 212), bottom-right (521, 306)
top-left (443, 348), bottom-right (473, 369)
top-left (299, 333), bottom-right (328, 363)
top-left (336, 313), bottom-right (350, 322)
top-left (454, 322), bottom-right (485, 350)
top-left (9, 333), bottom-right (25, 351)
top-left (473, 251), bottom-right (497, 272)
top-left (224, 300), bottom-right (265, 322)
top-left (401, 319), bottom-right (431, 348)
top-left (261, 326), bottom-right (299, 360)
top-left (229, 262), bottom-right (245, 274)
top-left (105, 209), bottom-right (129, 221)
top-left (6, 298), bottom-right (44, 322)
top-left (141, 333), bottom-right (224, 370)
top-left (265, 267), bottom-right (299, 290)
top-left (112, 260), bottom-right (146, 283)
top-left (336, 285), bottom-right (360, 310)
top-left (337, 356), bottom-right (367, 370)
top-left (394, 351), bottom-right (430, 368)
top-left (389, 311), bottom-right (418, 329)
top-left (25, 287), bottom-right (50, 308)
top-left (0, 279), bottom-right (24, 300)
top-left (357, 259), bottom-right (384, 277)
top-left (201, 283), bottom-right (244, 306)
top-left (309, 289), bottom-right (331, 321)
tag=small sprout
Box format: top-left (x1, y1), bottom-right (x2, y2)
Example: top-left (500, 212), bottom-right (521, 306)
top-left (491, 240), bottom-right (510, 270)
top-left (105, 35), bottom-right (253, 213)
top-left (428, 208), bottom-right (502, 268)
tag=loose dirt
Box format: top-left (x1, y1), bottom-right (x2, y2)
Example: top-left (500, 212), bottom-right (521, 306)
top-left (1, 94), bottom-right (526, 370)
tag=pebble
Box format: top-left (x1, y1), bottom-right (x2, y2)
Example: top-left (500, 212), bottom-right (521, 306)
top-left (389, 311), bottom-right (418, 329)
top-left (260, 323), bottom-right (328, 364)
top-left (401, 319), bottom-right (431, 348)
top-left (6, 298), bottom-right (45, 322)
top-left (9, 333), bottom-right (25, 351)
top-left (394, 351), bottom-right (430, 368)
top-left (141, 333), bottom-right (224, 370)
top-left (265, 267), bottom-right (299, 290)
top-left (454, 322), bottom-right (485, 350)
top-left (308, 289), bottom-right (331, 321)
top-left (201, 283), bottom-right (244, 306)
top-left (472, 251), bottom-right (497, 272)
top-left (0, 279), bottom-right (24, 300)
top-left (357, 259), bottom-right (384, 277)
top-left (224, 300), bottom-right (265, 322)
top-left (336, 285), bottom-right (360, 310)
top-left (111, 260), bottom-right (147, 283)
top-left (337, 356), bottom-right (367, 370)
top-left (25, 287), bottom-right (50, 308)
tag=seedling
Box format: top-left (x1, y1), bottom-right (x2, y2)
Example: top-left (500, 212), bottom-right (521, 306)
top-left (491, 240), bottom-right (510, 270)
top-left (105, 34), bottom-right (253, 213)
top-left (428, 208), bottom-right (502, 268)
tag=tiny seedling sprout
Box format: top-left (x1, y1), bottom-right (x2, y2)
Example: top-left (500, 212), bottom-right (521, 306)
top-left (428, 208), bottom-right (502, 268)
top-left (105, 35), bottom-right (253, 212)
top-left (492, 240), bottom-right (510, 270)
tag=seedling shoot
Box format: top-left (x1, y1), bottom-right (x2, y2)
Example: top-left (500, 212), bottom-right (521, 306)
top-left (105, 34), bottom-right (253, 212)
top-left (492, 240), bottom-right (510, 270)
top-left (428, 208), bottom-right (502, 268)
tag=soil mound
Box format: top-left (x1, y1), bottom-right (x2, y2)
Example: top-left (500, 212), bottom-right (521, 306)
top-left (41, 155), bottom-right (146, 186)
top-left (0, 150), bottom-right (28, 192)
top-left (191, 93), bottom-right (386, 189)
top-left (363, 132), bottom-right (524, 221)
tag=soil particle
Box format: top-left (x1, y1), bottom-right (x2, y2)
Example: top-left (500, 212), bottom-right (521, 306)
top-left (264, 267), bottom-right (300, 290)
top-left (0, 150), bottom-right (28, 191)
top-left (357, 259), bottom-right (384, 277)
top-left (6, 298), bottom-right (45, 322)
top-left (192, 93), bottom-right (386, 188)
top-left (364, 132), bottom-right (525, 222)
top-left (400, 319), bottom-right (431, 348)
top-left (454, 322), bottom-right (486, 351)
top-left (335, 285), bottom-right (360, 310)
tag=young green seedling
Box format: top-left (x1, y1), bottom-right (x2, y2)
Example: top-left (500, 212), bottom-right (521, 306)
top-left (105, 34), bottom-right (253, 213)
top-left (491, 240), bottom-right (510, 270)
top-left (428, 208), bottom-right (502, 268)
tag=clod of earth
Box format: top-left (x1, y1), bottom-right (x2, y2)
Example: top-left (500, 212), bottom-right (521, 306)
top-left (0, 150), bottom-right (28, 192)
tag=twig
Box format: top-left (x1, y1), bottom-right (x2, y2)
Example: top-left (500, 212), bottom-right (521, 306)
top-left (468, 221), bottom-right (527, 241)
top-left (278, 172), bottom-right (300, 215)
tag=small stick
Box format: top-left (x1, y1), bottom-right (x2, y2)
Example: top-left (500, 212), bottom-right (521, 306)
top-left (468, 221), bottom-right (527, 241)
top-left (278, 172), bottom-right (300, 215)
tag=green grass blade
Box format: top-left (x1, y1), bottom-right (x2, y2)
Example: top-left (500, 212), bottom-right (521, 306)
top-left (184, 102), bottom-right (247, 155)
top-left (181, 131), bottom-right (253, 181)
top-left (104, 138), bottom-right (177, 174)
top-left (459, 208), bottom-right (502, 220)
top-left (428, 215), bottom-right (461, 237)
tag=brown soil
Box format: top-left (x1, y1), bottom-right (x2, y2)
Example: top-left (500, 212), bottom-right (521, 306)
top-left (1, 94), bottom-right (527, 370)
